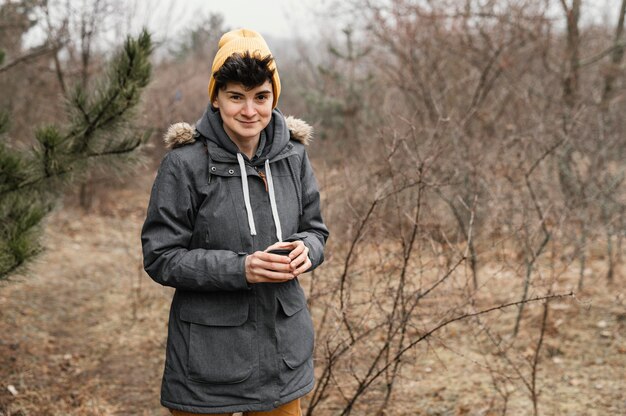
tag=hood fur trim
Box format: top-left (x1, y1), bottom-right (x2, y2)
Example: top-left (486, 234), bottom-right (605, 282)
top-left (284, 116), bottom-right (313, 145)
top-left (163, 116), bottom-right (313, 149)
top-left (164, 122), bottom-right (196, 149)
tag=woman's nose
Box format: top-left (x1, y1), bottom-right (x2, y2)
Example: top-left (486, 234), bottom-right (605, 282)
top-left (241, 100), bottom-right (257, 117)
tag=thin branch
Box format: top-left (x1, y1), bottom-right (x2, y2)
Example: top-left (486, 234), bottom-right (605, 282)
top-left (530, 301), bottom-right (550, 416)
top-left (578, 41), bottom-right (626, 68)
top-left (338, 198), bottom-right (378, 342)
top-left (0, 44), bottom-right (58, 74)
top-left (339, 292), bottom-right (573, 415)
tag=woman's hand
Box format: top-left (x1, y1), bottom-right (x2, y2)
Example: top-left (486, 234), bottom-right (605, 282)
top-left (244, 241), bottom-right (311, 284)
top-left (245, 245), bottom-right (294, 284)
top-left (265, 240), bottom-right (311, 276)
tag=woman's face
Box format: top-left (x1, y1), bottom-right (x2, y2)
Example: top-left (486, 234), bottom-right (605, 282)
top-left (212, 80), bottom-right (273, 146)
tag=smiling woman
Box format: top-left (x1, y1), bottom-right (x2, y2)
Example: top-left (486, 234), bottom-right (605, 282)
top-left (212, 80), bottom-right (273, 158)
top-left (212, 74), bottom-right (274, 157)
top-left (140, 28), bottom-right (328, 416)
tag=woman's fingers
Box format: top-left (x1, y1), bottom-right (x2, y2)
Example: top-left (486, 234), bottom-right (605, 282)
top-left (293, 255), bottom-right (312, 276)
top-left (288, 242), bottom-right (309, 273)
top-left (246, 250), bottom-right (295, 283)
top-left (246, 241), bottom-right (311, 284)
top-left (256, 269), bottom-right (295, 281)
top-left (258, 251), bottom-right (292, 265)
top-left (265, 241), bottom-right (295, 253)
top-left (287, 242), bottom-right (304, 260)
top-left (250, 255), bottom-right (292, 272)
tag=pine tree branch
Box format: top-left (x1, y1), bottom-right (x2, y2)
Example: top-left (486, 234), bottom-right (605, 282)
top-left (0, 29), bottom-right (153, 281)
top-left (66, 31), bottom-right (152, 152)
top-left (1, 136), bottom-right (144, 197)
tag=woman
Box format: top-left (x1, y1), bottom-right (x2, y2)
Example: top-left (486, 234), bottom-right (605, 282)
top-left (141, 29), bottom-right (328, 415)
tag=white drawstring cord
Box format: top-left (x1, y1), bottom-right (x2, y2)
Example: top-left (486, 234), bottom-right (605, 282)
top-left (265, 159), bottom-right (283, 242)
top-left (237, 153), bottom-right (257, 236)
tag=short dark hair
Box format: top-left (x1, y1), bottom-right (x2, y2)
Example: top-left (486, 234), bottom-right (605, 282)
top-left (213, 51), bottom-right (275, 95)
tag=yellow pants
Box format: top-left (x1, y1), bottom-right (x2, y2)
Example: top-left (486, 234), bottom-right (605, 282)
top-left (170, 398), bottom-right (301, 416)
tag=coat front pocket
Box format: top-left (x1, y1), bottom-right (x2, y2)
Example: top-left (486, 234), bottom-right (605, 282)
top-left (180, 295), bottom-right (253, 384)
top-left (276, 286), bottom-right (315, 369)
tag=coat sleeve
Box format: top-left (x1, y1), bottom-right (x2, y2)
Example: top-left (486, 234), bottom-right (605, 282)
top-left (284, 150), bottom-right (329, 271)
top-left (141, 152), bottom-right (250, 291)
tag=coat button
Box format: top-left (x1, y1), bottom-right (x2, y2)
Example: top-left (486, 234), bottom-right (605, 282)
top-left (273, 400), bottom-right (280, 407)
top-left (228, 169), bottom-right (234, 174)
top-left (210, 166), bottom-right (216, 172)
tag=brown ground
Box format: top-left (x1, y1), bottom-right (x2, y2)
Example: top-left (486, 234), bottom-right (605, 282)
top-left (0, 172), bottom-right (624, 416)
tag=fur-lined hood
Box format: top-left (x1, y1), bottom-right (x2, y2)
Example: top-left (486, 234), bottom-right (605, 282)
top-left (164, 115), bottom-right (313, 150)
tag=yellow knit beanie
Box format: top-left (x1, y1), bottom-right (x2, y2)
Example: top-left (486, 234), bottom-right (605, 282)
top-left (208, 28), bottom-right (281, 109)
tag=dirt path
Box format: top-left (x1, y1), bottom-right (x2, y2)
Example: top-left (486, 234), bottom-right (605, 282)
top-left (1, 180), bottom-right (625, 415)
top-left (0, 182), bottom-right (173, 416)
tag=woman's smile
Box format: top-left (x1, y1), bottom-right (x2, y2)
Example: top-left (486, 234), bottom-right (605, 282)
top-left (212, 80), bottom-right (273, 157)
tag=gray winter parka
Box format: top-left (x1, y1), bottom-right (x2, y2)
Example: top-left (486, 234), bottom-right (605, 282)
top-left (141, 107), bottom-right (328, 414)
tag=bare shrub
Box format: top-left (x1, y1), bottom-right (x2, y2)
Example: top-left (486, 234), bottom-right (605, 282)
top-left (298, 0), bottom-right (624, 413)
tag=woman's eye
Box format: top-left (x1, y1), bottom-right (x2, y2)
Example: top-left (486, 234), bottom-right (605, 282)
top-left (256, 95), bottom-right (268, 101)
top-left (230, 95), bottom-right (242, 101)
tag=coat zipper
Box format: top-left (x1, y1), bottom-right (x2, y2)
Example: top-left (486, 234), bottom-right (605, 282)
top-left (253, 166), bottom-right (268, 192)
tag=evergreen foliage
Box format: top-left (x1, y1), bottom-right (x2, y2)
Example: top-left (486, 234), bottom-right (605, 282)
top-left (0, 30), bottom-right (153, 280)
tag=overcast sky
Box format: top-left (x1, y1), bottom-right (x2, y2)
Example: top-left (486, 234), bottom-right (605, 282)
top-left (133, 0), bottom-right (328, 43)
top-left (24, 0), bottom-right (623, 55)
top-left (23, 0), bottom-right (333, 53)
